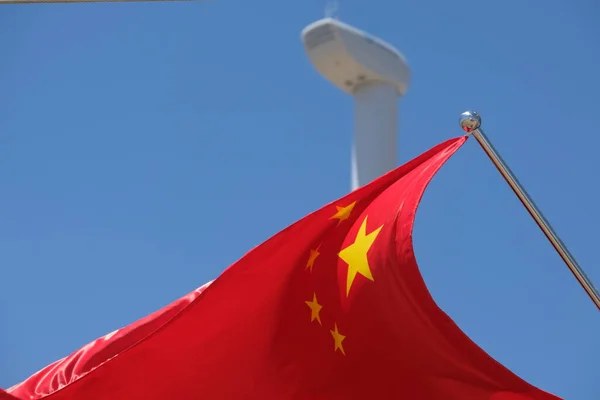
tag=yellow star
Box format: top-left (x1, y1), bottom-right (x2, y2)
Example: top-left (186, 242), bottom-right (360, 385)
top-left (330, 201), bottom-right (356, 225)
top-left (330, 323), bottom-right (346, 355)
top-left (305, 247), bottom-right (320, 272)
top-left (305, 293), bottom-right (323, 325)
top-left (338, 216), bottom-right (383, 296)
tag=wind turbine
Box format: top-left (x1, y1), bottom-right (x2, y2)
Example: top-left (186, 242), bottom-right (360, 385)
top-left (301, 17), bottom-right (409, 190)
top-left (5, 0), bottom-right (407, 193)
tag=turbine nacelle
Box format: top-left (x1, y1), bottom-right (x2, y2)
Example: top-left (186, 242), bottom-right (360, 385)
top-left (301, 18), bottom-right (410, 96)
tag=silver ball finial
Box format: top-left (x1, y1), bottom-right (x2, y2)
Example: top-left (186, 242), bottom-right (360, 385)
top-left (459, 110), bottom-right (481, 133)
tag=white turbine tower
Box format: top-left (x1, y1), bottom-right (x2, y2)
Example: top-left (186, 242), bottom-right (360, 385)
top-left (301, 18), bottom-right (410, 190)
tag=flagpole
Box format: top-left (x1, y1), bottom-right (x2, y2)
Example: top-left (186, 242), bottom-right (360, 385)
top-left (459, 110), bottom-right (600, 311)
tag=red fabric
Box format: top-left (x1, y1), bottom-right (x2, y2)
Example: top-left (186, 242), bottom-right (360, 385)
top-left (0, 390), bottom-right (18, 400)
top-left (7, 281), bottom-right (213, 398)
top-left (6, 136), bottom-right (560, 400)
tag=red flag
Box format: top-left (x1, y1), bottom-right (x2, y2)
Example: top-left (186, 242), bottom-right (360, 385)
top-left (6, 136), bottom-right (560, 400)
top-left (0, 390), bottom-right (18, 400)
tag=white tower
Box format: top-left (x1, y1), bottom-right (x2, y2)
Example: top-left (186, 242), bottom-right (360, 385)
top-left (301, 18), bottom-right (410, 190)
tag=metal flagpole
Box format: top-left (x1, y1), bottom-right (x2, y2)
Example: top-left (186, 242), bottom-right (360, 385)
top-left (459, 110), bottom-right (600, 311)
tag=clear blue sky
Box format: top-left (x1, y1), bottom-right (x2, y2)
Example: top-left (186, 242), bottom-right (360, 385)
top-left (1, 0), bottom-right (598, 398)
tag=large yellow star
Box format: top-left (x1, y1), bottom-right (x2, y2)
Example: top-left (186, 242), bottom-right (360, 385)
top-left (338, 216), bottom-right (383, 296)
top-left (305, 247), bottom-right (320, 273)
top-left (330, 323), bottom-right (346, 355)
top-left (330, 201), bottom-right (356, 225)
top-left (305, 293), bottom-right (323, 325)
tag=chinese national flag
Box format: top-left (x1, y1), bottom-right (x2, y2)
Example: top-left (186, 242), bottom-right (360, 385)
top-left (4, 136), bottom-right (560, 400)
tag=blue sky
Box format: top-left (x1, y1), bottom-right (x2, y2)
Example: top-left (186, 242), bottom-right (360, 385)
top-left (1, 0), bottom-right (599, 398)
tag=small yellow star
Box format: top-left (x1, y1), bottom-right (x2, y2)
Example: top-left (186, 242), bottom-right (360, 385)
top-left (330, 323), bottom-right (346, 355)
top-left (305, 247), bottom-right (320, 272)
top-left (330, 201), bottom-right (356, 225)
top-left (338, 216), bottom-right (383, 296)
top-left (305, 293), bottom-right (323, 325)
